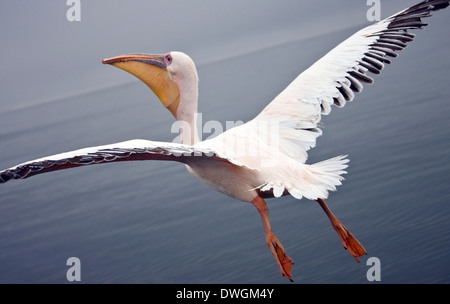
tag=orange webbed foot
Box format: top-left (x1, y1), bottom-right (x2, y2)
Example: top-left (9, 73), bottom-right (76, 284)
top-left (267, 234), bottom-right (294, 281)
top-left (252, 196), bottom-right (294, 281)
top-left (332, 220), bottom-right (367, 262)
top-left (316, 198), bottom-right (367, 262)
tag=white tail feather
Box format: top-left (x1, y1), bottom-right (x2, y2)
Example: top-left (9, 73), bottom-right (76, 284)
top-left (287, 155), bottom-right (349, 200)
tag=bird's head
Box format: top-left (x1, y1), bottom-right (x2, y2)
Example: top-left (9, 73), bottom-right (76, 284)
top-left (102, 51), bottom-right (198, 118)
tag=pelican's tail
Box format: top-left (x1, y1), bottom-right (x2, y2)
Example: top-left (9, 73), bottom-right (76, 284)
top-left (287, 155), bottom-right (349, 200)
top-left (260, 155), bottom-right (349, 200)
top-left (304, 155), bottom-right (349, 199)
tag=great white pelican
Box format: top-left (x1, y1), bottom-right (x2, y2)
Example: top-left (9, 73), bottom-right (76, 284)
top-left (1, 0), bottom-right (449, 281)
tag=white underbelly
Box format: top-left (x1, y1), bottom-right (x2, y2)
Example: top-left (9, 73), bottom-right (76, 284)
top-left (185, 162), bottom-right (260, 202)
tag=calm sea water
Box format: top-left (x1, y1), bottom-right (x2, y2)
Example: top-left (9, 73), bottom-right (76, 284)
top-left (0, 1), bottom-right (449, 284)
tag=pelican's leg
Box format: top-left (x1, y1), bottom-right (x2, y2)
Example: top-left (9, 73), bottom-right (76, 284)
top-left (251, 196), bottom-right (294, 281)
top-left (316, 198), bottom-right (367, 262)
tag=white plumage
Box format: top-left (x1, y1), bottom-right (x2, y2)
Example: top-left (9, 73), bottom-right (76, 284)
top-left (1, 0), bottom-right (448, 281)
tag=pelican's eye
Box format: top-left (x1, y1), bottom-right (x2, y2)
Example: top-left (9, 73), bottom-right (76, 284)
top-left (164, 53), bottom-right (173, 66)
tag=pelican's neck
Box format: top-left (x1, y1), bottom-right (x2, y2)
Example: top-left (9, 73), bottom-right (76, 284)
top-left (174, 78), bottom-right (199, 146)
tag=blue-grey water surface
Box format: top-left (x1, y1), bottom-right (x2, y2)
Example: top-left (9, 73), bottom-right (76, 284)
top-left (0, 1), bottom-right (449, 283)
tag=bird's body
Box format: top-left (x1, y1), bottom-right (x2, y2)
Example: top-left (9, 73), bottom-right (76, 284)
top-left (1, 0), bottom-right (448, 281)
top-left (191, 124), bottom-right (349, 202)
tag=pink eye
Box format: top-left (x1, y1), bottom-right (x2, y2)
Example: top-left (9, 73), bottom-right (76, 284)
top-left (164, 53), bottom-right (173, 65)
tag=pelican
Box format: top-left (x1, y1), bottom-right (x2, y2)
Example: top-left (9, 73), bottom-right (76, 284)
top-left (1, 0), bottom-right (448, 281)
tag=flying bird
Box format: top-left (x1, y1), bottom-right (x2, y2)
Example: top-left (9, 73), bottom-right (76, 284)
top-left (1, 0), bottom-right (448, 281)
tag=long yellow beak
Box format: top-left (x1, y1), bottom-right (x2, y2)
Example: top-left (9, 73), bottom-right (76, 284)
top-left (102, 54), bottom-right (179, 117)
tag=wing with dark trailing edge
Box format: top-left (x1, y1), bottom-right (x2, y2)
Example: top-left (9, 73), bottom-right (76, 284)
top-left (254, 0), bottom-right (450, 163)
top-left (0, 139), bottom-right (228, 183)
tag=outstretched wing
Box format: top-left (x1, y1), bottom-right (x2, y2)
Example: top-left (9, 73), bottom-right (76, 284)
top-left (254, 0), bottom-right (449, 163)
top-left (0, 139), bottom-right (233, 183)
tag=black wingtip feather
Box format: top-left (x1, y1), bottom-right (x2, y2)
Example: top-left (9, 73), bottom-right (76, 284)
top-left (434, 2), bottom-right (450, 10)
top-left (335, 0), bottom-right (449, 109)
top-left (0, 173), bottom-right (11, 183)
